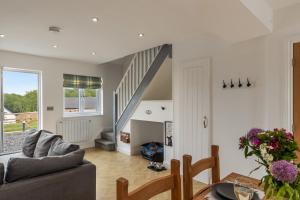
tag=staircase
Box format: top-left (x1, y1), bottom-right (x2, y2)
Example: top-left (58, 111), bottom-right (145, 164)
top-left (113, 44), bottom-right (172, 142)
top-left (95, 128), bottom-right (115, 151)
top-left (94, 44), bottom-right (172, 151)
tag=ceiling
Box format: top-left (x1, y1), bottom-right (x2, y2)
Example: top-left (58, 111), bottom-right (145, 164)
top-left (266, 0), bottom-right (300, 10)
top-left (0, 0), bottom-right (277, 64)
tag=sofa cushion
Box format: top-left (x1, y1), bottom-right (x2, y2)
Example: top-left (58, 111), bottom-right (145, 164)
top-left (48, 138), bottom-right (79, 156)
top-left (0, 162), bottom-right (4, 185)
top-left (0, 152), bottom-right (28, 171)
top-left (22, 129), bottom-right (42, 157)
top-left (33, 130), bottom-right (62, 158)
top-left (5, 149), bottom-right (85, 183)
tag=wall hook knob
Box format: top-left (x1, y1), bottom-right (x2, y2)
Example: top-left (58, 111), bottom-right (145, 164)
top-left (247, 78), bottom-right (252, 87)
top-left (230, 79), bottom-right (234, 88)
top-left (238, 78), bottom-right (243, 88)
top-left (223, 80), bottom-right (227, 89)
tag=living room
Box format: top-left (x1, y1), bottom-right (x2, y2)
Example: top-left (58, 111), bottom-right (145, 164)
top-left (2, 0), bottom-right (300, 200)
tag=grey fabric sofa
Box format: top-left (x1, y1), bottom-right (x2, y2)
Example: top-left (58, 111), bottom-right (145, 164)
top-left (0, 155), bottom-right (96, 200)
top-left (0, 130), bottom-right (96, 200)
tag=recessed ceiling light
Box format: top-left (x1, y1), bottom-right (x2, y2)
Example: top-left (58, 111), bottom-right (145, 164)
top-left (138, 33), bottom-right (144, 38)
top-left (91, 17), bottom-right (99, 23)
top-left (52, 44), bottom-right (58, 48)
top-left (0, 34), bottom-right (5, 38)
top-left (92, 52), bottom-right (96, 56)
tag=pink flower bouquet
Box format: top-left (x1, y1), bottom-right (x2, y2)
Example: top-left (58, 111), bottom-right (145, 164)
top-left (239, 128), bottom-right (300, 199)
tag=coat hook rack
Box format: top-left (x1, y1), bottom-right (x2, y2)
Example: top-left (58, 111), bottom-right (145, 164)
top-left (222, 78), bottom-right (253, 89)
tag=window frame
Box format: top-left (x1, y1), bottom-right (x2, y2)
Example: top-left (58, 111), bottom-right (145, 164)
top-left (63, 87), bottom-right (103, 117)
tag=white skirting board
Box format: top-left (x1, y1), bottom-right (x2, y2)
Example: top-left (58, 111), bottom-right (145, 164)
top-left (117, 146), bottom-right (131, 156)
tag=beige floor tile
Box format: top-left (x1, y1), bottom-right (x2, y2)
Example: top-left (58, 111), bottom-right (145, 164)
top-left (85, 148), bottom-right (206, 200)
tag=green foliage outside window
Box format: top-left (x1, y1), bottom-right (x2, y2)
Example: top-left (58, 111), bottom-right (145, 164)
top-left (64, 88), bottom-right (97, 97)
top-left (83, 89), bottom-right (97, 97)
top-left (4, 90), bottom-right (38, 113)
top-left (64, 88), bottom-right (79, 97)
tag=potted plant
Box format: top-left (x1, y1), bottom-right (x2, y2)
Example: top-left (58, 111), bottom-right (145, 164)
top-left (239, 128), bottom-right (300, 199)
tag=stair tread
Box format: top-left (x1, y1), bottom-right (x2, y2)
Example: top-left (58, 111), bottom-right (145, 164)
top-left (101, 128), bottom-right (113, 133)
top-left (101, 131), bottom-right (115, 141)
top-left (102, 132), bottom-right (114, 135)
top-left (95, 139), bottom-right (115, 145)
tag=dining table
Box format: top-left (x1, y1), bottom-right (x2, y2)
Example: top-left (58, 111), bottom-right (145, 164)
top-left (193, 172), bottom-right (264, 200)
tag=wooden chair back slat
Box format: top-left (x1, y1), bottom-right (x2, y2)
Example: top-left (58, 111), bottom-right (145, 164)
top-left (171, 159), bottom-right (181, 200)
top-left (116, 159), bottom-right (181, 200)
top-left (117, 178), bottom-right (129, 200)
top-left (211, 145), bottom-right (220, 184)
top-left (183, 145), bottom-right (220, 200)
top-left (129, 175), bottom-right (174, 200)
top-left (191, 157), bottom-right (215, 177)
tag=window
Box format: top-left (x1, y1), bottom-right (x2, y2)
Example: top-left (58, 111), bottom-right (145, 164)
top-left (63, 74), bottom-right (102, 117)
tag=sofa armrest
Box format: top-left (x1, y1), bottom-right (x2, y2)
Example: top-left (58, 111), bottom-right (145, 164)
top-left (0, 163), bottom-right (96, 200)
top-left (82, 159), bottom-right (91, 165)
top-left (0, 163), bottom-right (4, 185)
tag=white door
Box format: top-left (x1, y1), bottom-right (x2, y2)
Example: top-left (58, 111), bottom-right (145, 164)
top-left (179, 58), bottom-right (211, 183)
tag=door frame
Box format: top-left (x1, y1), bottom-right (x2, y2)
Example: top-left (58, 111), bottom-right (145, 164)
top-left (0, 66), bottom-right (42, 154)
top-left (175, 57), bottom-right (212, 181)
top-left (287, 37), bottom-right (300, 132)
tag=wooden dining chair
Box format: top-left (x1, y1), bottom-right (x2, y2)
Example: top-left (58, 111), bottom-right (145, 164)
top-left (116, 159), bottom-right (181, 200)
top-left (183, 145), bottom-right (220, 200)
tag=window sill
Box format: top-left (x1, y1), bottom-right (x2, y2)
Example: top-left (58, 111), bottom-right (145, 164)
top-left (63, 113), bottom-right (103, 118)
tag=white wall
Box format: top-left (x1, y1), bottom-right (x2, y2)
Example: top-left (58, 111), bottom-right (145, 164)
top-left (0, 50), bottom-right (123, 147)
top-left (142, 57), bottom-right (172, 100)
top-left (97, 62), bottom-right (124, 128)
top-left (173, 38), bottom-right (268, 179)
top-left (173, 4), bottom-right (300, 179)
top-left (212, 38), bottom-right (268, 178)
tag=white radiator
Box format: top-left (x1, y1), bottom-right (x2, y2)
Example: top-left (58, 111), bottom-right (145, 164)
top-left (56, 118), bottom-right (95, 143)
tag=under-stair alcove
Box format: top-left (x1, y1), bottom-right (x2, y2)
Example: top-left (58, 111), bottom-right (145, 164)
top-left (130, 120), bottom-right (164, 155)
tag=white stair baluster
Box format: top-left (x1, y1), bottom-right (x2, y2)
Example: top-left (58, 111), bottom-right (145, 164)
top-left (139, 52), bottom-right (143, 83)
top-left (143, 51), bottom-right (146, 75)
top-left (119, 83), bottom-right (122, 115)
top-left (131, 64), bottom-right (134, 96)
top-left (114, 45), bottom-right (163, 122)
top-left (128, 66), bottom-right (131, 103)
top-left (124, 76), bottom-right (127, 106)
top-left (147, 49), bottom-right (151, 70)
top-left (122, 81), bottom-right (125, 112)
top-left (135, 57), bottom-right (139, 91)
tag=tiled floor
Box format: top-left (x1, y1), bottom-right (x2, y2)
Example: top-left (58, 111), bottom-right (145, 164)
top-left (85, 148), bottom-right (206, 200)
